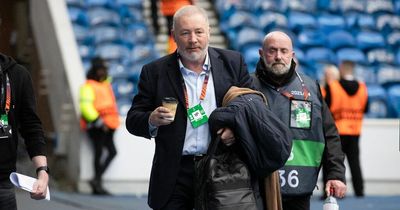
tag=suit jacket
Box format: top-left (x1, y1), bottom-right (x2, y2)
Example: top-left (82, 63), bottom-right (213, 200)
top-left (126, 47), bottom-right (254, 209)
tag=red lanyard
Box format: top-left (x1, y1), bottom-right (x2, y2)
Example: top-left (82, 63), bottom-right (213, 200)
top-left (5, 75), bottom-right (10, 113)
top-left (182, 71), bottom-right (210, 109)
top-left (279, 71), bottom-right (309, 101)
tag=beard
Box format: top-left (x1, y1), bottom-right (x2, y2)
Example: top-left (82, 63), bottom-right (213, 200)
top-left (263, 57), bottom-right (291, 76)
top-left (179, 43), bottom-right (209, 62)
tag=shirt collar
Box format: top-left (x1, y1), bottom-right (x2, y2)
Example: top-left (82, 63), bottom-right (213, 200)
top-left (178, 53), bottom-right (211, 76)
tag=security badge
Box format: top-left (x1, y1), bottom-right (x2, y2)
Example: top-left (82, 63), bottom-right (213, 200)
top-left (290, 99), bottom-right (312, 129)
top-left (187, 104), bottom-right (208, 128)
top-left (0, 114), bottom-right (12, 139)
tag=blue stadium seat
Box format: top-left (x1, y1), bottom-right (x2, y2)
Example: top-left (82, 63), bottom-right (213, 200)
top-left (119, 6), bottom-right (143, 26)
top-left (95, 43), bottom-right (130, 61)
top-left (288, 11), bottom-right (317, 33)
top-left (68, 7), bottom-right (89, 26)
top-left (107, 62), bottom-right (127, 78)
top-left (366, 0), bottom-right (394, 14)
top-left (387, 84), bottom-right (400, 118)
top-left (116, 97), bottom-right (133, 116)
top-left (123, 23), bottom-right (152, 47)
top-left (387, 31), bottom-right (400, 51)
top-left (72, 24), bottom-right (93, 44)
top-left (356, 31), bottom-right (386, 50)
top-left (366, 85), bottom-right (388, 118)
top-left (87, 7), bottom-right (121, 26)
top-left (376, 14), bottom-right (400, 35)
top-left (297, 29), bottom-right (326, 49)
top-left (340, 0), bottom-right (365, 13)
top-left (294, 47), bottom-right (305, 64)
top-left (317, 13), bottom-right (346, 34)
top-left (86, 0), bottom-right (114, 8)
top-left (336, 48), bottom-right (366, 64)
top-left (227, 11), bottom-right (259, 32)
top-left (305, 47), bottom-right (337, 64)
top-left (242, 45), bottom-right (261, 73)
top-left (112, 77), bottom-right (135, 98)
top-left (376, 64), bottom-right (400, 85)
top-left (66, 0), bottom-right (86, 8)
top-left (236, 27), bottom-right (264, 51)
top-left (78, 44), bottom-right (95, 60)
top-left (316, 0), bottom-right (341, 13)
top-left (253, 0), bottom-right (281, 13)
top-left (282, 0), bottom-right (316, 12)
top-left (397, 49), bottom-right (400, 65)
top-left (258, 12), bottom-right (287, 33)
top-left (366, 48), bottom-right (395, 65)
top-left (92, 26), bottom-right (122, 44)
top-left (327, 30), bottom-right (356, 50)
top-left (345, 12), bottom-right (376, 32)
top-left (354, 64), bottom-right (377, 84)
top-left (116, 0), bottom-right (142, 8)
top-left (129, 43), bottom-right (158, 65)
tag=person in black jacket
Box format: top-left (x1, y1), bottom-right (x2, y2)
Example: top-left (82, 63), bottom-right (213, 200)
top-left (0, 53), bottom-right (49, 210)
top-left (209, 86), bottom-right (292, 210)
top-left (252, 31), bottom-right (346, 210)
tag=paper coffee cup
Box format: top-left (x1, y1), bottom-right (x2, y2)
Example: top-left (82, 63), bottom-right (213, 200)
top-left (162, 97), bottom-right (178, 121)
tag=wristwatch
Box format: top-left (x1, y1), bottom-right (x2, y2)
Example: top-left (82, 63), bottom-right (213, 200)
top-left (36, 166), bottom-right (50, 175)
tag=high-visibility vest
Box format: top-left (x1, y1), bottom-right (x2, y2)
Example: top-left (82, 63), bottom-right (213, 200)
top-left (160, 0), bottom-right (191, 16)
top-left (329, 80), bottom-right (368, 136)
top-left (79, 79), bottom-right (120, 130)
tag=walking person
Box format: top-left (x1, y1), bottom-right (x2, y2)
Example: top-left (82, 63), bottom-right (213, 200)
top-left (0, 52), bottom-right (49, 210)
top-left (125, 5), bottom-right (253, 210)
top-left (324, 60), bottom-right (368, 197)
top-left (79, 57), bottom-right (120, 195)
top-left (252, 31), bottom-right (347, 210)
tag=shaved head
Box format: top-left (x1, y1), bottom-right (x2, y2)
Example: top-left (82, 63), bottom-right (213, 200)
top-left (259, 31), bottom-right (295, 76)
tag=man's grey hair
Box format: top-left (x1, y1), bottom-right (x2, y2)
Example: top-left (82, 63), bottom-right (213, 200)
top-left (172, 5), bottom-right (209, 30)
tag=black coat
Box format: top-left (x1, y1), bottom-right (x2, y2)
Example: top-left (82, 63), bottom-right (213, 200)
top-left (125, 47), bottom-right (254, 209)
top-left (209, 93), bottom-right (292, 177)
top-left (0, 53), bottom-right (46, 181)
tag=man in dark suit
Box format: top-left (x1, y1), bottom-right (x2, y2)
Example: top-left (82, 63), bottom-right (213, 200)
top-left (125, 5), bottom-right (253, 210)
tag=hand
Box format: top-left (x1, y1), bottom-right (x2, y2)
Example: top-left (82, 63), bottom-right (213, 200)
top-left (325, 180), bottom-right (346, 198)
top-left (217, 128), bottom-right (235, 146)
top-left (30, 171), bottom-right (49, 200)
top-left (149, 106), bottom-right (174, 127)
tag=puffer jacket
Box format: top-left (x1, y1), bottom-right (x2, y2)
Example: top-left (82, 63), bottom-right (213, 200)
top-left (209, 88), bottom-right (292, 177)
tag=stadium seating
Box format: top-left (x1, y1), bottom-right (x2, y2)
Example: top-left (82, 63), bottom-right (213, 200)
top-left (366, 85), bottom-right (389, 118)
top-left (387, 84), bottom-right (400, 117)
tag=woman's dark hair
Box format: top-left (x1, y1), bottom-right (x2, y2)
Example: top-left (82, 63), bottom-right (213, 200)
top-left (86, 57), bottom-right (107, 80)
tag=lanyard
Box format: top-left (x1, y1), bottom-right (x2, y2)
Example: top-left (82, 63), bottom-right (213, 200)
top-left (278, 71), bottom-right (309, 101)
top-left (182, 71), bottom-right (210, 109)
top-left (0, 67), bottom-right (11, 114)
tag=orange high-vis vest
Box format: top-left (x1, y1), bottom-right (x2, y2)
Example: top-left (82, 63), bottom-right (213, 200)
top-left (329, 80), bottom-right (368, 135)
top-left (80, 79), bottom-right (120, 130)
top-left (161, 0), bottom-right (191, 16)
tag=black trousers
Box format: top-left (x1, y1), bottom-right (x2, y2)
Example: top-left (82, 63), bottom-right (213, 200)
top-left (155, 156), bottom-right (198, 210)
top-left (341, 135), bottom-right (364, 196)
top-left (87, 127), bottom-right (117, 181)
top-left (0, 181), bottom-right (16, 210)
top-left (282, 195), bottom-right (310, 210)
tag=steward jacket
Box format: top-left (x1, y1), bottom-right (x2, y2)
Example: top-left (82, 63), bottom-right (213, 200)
top-left (79, 79), bottom-right (120, 130)
top-left (252, 59), bottom-right (345, 197)
top-left (161, 0), bottom-right (192, 16)
top-left (0, 53), bottom-right (46, 181)
top-left (326, 80), bottom-right (368, 136)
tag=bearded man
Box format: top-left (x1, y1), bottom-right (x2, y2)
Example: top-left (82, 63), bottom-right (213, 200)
top-left (251, 31), bottom-right (347, 210)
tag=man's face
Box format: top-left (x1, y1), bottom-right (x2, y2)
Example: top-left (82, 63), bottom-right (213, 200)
top-left (259, 34), bottom-right (294, 76)
top-left (172, 13), bottom-right (210, 62)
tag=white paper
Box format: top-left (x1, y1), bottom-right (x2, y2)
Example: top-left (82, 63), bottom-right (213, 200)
top-left (9, 172), bottom-right (50, 200)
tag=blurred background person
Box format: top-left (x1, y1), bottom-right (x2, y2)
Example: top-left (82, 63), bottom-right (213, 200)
top-left (320, 64), bottom-right (340, 98)
top-left (324, 60), bottom-right (368, 197)
top-left (79, 57), bottom-right (120, 195)
top-left (160, 0), bottom-right (192, 53)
